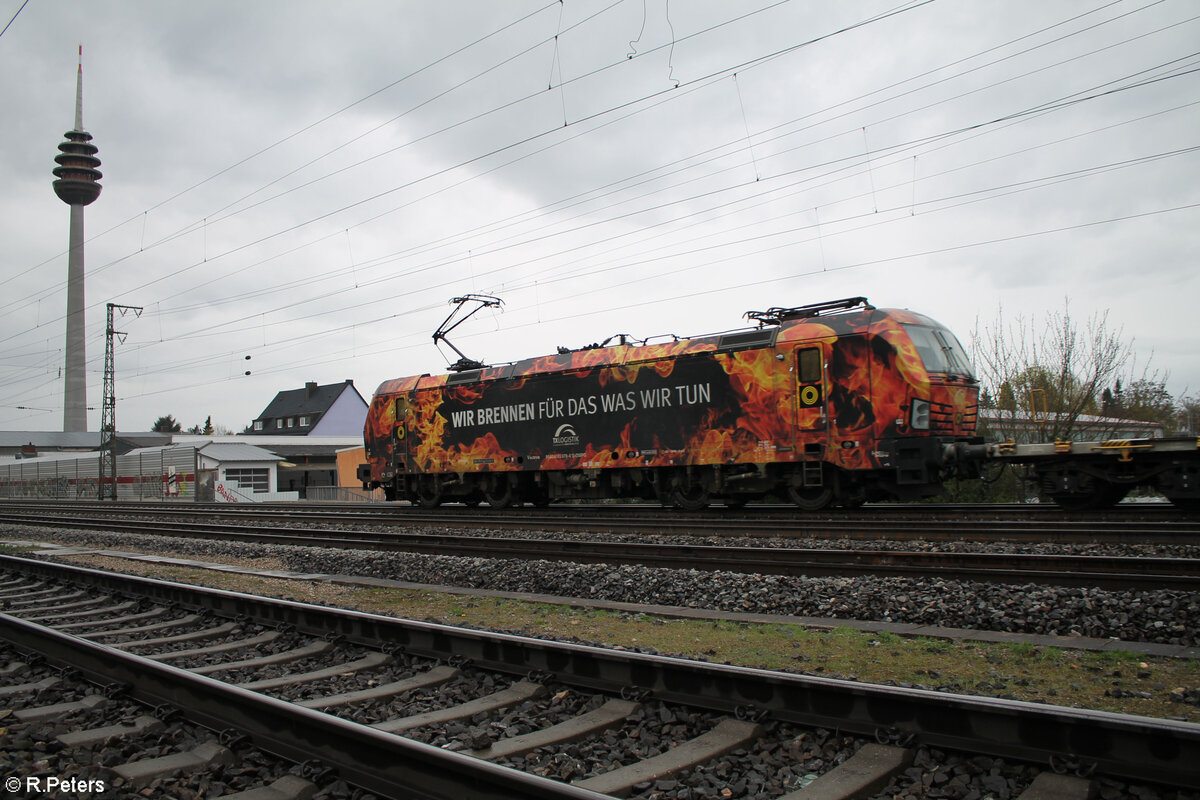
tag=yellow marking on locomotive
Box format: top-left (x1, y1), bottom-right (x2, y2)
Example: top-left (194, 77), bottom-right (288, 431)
top-left (799, 384), bottom-right (822, 407)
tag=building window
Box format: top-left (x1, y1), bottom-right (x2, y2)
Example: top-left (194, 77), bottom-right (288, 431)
top-left (287, 417), bottom-right (295, 428)
top-left (224, 468), bottom-right (269, 493)
top-left (253, 420), bottom-right (263, 431)
top-left (299, 415), bottom-right (310, 427)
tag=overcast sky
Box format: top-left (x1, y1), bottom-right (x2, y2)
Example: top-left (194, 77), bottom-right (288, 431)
top-left (1, 0), bottom-right (1197, 434)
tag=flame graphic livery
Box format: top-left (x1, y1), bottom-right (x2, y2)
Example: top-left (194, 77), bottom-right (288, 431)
top-left (363, 304), bottom-right (979, 501)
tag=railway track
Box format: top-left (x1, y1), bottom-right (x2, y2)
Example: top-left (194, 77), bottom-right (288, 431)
top-left (0, 651), bottom-right (348, 798)
top-left (1, 507), bottom-right (1197, 591)
top-left (1, 554), bottom-right (1197, 799)
top-left (2, 500), bottom-right (1197, 544)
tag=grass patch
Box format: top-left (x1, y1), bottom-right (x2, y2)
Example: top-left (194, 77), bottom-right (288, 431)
top-left (310, 584), bottom-right (1200, 722)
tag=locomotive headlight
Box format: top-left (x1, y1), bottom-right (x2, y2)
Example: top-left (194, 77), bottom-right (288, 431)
top-left (911, 399), bottom-right (931, 430)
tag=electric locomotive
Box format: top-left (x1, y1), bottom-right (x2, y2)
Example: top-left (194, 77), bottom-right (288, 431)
top-left (361, 297), bottom-right (981, 509)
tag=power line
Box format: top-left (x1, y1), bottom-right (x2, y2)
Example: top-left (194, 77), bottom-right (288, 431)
top-left (1, 1), bottom-right (912, 317)
top-left (0, 1), bottom-right (566, 293)
top-left (99, 140), bottom-right (1200, 391)
top-left (0, 0), bottom-right (29, 40)
top-left (139, 66), bottom-right (1200, 349)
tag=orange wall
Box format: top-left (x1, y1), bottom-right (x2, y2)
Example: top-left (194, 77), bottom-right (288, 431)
top-left (335, 447), bottom-right (366, 487)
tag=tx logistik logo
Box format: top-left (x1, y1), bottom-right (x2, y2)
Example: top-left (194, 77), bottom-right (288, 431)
top-left (6, 775), bottom-right (107, 793)
top-left (551, 423), bottom-right (580, 447)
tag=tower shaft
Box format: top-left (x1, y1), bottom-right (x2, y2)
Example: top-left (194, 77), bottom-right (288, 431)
top-left (63, 206), bottom-right (87, 431)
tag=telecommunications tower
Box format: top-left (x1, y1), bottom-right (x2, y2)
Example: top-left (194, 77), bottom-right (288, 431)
top-left (52, 46), bottom-right (103, 432)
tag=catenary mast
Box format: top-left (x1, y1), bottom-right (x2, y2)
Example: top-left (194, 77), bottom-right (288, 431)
top-left (52, 46), bottom-right (103, 432)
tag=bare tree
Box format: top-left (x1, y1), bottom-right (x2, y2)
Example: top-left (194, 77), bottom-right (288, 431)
top-left (1175, 393), bottom-right (1200, 436)
top-left (971, 300), bottom-right (1132, 442)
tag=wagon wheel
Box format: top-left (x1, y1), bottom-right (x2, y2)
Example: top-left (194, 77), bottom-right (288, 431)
top-left (1167, 496), bottom-right (1200, 513)
top-left (787, 484), bottom-right (834, 511)
top-left (1044, 482), bottom-right (1128, 511)
top-left (669, 484), bottom-right (710, 511)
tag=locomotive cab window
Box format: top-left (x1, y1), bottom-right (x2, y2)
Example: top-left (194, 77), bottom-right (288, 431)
top-left (797, 347), bottom-right (822, 383)
top-left (902, 324), bottom-right (974, 378)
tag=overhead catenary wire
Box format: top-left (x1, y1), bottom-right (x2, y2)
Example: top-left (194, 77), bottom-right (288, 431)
top-left (39, 139), bottom-right (1194, 407)
top-left (108, 60), bottom-right (1200, 351)
top-left (0, 0), bottom-right (30, 40)
top-left (0, 1), bottom-right (567, 293)
top-left (30, 17), bottom-right (1190, 345)
top-left (0, 0), bottom-right (1165, 321)
top-left (0, 0), bottom-right (777, 304)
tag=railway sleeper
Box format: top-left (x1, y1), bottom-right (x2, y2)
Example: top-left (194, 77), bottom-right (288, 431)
top-left (112, 740), bottom-right (236, 789)
top-left (774, 743), bottom-right (912, 800)
top-left (572, 717), bottom-right (762, 796)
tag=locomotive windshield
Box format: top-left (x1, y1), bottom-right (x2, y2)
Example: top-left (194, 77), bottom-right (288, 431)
top-left (902, 324), bottom-right (974, 379)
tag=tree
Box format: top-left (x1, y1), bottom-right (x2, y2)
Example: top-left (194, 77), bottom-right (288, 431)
top-left (1177, 393), bottom-right (1200, 435)
top-left (185, 415), bottom-right (216, 435)
top-left (151, 414), bottom-right (182, 433)
top-left (972, 300), bottom-right (1132, 441)
top-left (1100, 379), bottom-right (1125, 416)
top-left (1120, 378), bottom-right (1176, 431)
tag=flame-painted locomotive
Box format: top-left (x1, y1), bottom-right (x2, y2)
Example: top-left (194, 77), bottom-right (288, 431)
top-left (361, 297), bottom-right (983, 509)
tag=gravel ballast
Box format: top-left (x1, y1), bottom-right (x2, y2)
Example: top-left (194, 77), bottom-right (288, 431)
top-left (5, 526), bottom-right (1197, 648)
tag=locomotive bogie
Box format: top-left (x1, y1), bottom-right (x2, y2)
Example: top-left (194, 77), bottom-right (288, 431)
top-left (363, 300), bottom-right (981, 509)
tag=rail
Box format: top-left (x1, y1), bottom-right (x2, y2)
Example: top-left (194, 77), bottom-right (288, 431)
top-left (0, 510), bottom-right (1195, 591)
top-left (2, 554), bottom-right (1198, 791)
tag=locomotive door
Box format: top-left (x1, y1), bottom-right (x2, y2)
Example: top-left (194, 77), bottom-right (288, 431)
top-left (793, 342), bottom-right (829, 453)
top-left (391, 395), bottom-right (411, 470)
top-left (793, 336), bottom-right (874, 460)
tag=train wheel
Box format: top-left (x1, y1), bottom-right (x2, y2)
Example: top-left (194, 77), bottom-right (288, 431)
top-left (484, 482), bottom-right (518, 509)
top-left (670, 485), bottom-right (710, 511)
top-left (787, 484), bottom-right (834, 511)
top-left (415, 479), bottom-right (442, 509)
